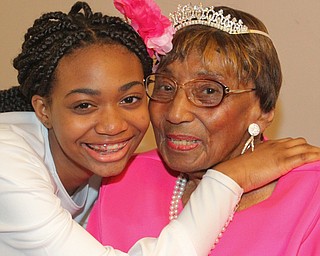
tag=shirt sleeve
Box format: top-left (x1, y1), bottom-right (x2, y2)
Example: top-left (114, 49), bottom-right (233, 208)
top-left (0, 129), bottom-right (242, 255)
top-left (126, 169), bottom-right (243, 256)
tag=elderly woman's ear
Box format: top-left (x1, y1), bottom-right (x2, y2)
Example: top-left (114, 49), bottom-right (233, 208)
top-left (256, 109), bottom-right (275, 133)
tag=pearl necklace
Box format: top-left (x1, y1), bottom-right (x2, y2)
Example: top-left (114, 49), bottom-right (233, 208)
top-left (169, 174), bottom-right (235, 253)
top-left (169, 174), bottom-right (187, 220)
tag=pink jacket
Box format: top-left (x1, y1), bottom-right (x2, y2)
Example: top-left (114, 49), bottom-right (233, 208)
top-left (87, 150), bottom-right (320, 255)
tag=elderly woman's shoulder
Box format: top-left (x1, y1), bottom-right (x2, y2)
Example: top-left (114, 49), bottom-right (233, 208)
top-left (276, 160), bottom-right (320, 201)
top-left (291, 160), bottom-right (320, 174)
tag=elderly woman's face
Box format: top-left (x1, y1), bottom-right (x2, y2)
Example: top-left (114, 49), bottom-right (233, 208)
top-left (150, 50), bottom-right (265, 175)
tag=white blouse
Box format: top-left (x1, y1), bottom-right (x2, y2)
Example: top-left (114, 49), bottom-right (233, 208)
top-left (0, 112), bottom-right (242, 256)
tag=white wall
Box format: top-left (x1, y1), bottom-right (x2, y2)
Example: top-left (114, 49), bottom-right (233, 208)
top-left (1, 0), bottom-right (319, 151)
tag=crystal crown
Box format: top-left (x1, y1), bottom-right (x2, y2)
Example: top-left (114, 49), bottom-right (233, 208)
top-left (169, 3), bottom-right (270, 38)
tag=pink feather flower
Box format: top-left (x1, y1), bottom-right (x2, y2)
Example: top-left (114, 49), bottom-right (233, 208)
top-left (114, 0), bottom-right (174, 57)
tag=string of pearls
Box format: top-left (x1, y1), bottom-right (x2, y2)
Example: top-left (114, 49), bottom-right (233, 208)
top-left (169, 174), bottom-right (187, 220)
top-left (169, 174), bottom-right (236, 253)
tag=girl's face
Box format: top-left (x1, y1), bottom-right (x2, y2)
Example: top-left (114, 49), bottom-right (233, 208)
top-left (33, 44), bottom-right (149, 183)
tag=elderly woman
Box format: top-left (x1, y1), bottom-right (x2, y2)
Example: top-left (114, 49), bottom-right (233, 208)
top-left (87, 4), bottom-right (320, 255)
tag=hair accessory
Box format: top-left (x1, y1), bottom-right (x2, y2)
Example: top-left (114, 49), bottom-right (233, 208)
top-left (169, 3), bottom-right (270, 39)
top-left (114, 0), bottom-right (175, 58)
top-left (241, 123), bottom-right (261, 154)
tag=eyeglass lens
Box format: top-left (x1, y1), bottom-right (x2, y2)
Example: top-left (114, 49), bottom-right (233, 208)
top-left (146, 74), bottom-right (225, 107)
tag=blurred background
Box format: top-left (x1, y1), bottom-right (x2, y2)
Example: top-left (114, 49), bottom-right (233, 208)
top-left (1, 0), bottom-right (319, 152)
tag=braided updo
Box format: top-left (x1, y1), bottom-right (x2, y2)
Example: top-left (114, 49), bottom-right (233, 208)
top-left (1, 1), bottom-right (152, 112)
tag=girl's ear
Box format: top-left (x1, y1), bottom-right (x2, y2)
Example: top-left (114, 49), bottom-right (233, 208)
top-left (31, 95), bottom-right (52, 129)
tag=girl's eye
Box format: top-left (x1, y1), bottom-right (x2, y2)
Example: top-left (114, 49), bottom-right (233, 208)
top-left (120, 96), bottom-right (142, 105)
top-left (72, 102), bottom-right (96, 114)
top-left (74, 102), bottom-right (92, 109)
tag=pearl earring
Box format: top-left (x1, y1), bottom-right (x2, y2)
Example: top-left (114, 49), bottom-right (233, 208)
top-left (241, 123), bottom-right (260, 155)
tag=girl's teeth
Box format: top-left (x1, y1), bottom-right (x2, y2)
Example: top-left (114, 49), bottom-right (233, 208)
top-left (89, 142), bottom-right (127, 152)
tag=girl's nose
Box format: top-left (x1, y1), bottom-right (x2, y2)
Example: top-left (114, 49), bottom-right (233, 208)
top-left (94, 107), bottom-right (128, 135)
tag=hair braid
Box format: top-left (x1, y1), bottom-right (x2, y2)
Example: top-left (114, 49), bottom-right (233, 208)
top-left (8, 1), bottom-right (152, 112)
top-left (0, 86), bottom-right (33, 112)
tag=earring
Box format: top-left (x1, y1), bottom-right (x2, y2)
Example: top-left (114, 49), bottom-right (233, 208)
top-left (241, 123), bottom-right (260, 155)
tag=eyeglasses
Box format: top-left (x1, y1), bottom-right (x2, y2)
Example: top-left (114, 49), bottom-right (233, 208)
top-left (144, 73), bottom-right (256, 107)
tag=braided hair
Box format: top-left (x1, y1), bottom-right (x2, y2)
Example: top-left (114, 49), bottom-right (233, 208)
top-left (1, 1), bottom-right (152, 112)
top-left (0, 86), bottom-right (34, 112)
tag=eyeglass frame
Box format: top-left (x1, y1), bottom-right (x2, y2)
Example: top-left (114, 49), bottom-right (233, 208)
top-left (144, 73), bottom-right (256, 107)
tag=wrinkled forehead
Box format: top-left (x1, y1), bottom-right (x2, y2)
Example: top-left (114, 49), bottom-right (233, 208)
top-left (159, 26), bottom-right (245, 83)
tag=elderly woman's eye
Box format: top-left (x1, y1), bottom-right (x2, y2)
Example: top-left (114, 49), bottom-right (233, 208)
top-left (162, 84), bottom-right (174, 91)
top-left (198, 85), bottom-right (219, 95)
top-left (153, 83), bottom-right (175, 96)
top-left (196, 81), bottom-right (222, 95)
top-left (204, 87), bottom-right (218, 94)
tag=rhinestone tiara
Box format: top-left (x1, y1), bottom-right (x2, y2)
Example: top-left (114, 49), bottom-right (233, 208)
top-left (169, 3), bottom-right (270, 38)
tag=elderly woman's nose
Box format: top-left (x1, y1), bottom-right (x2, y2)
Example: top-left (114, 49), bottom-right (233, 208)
top-left (166, 89), bottom-right (194, 124)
